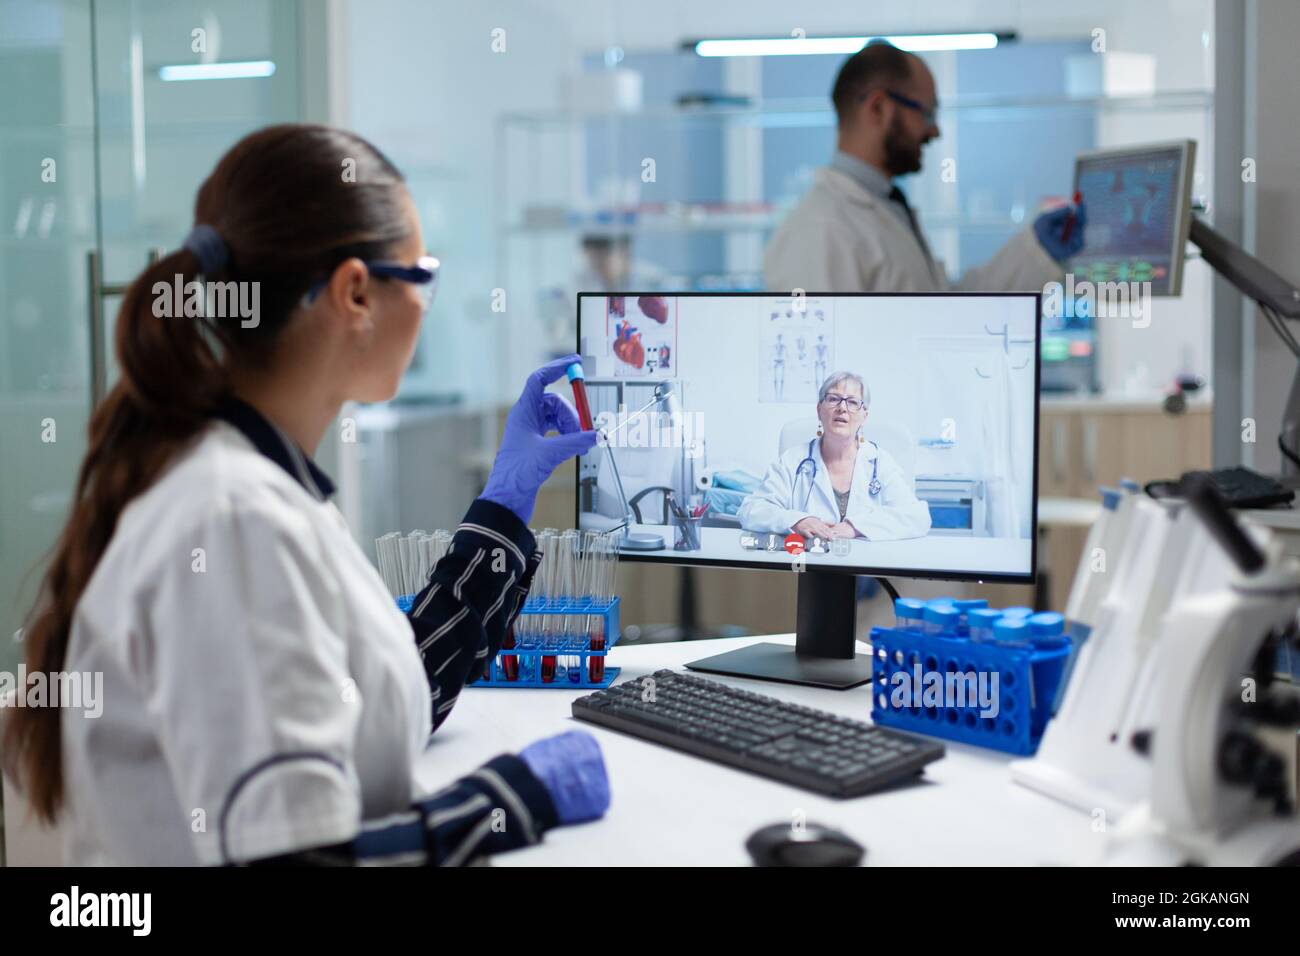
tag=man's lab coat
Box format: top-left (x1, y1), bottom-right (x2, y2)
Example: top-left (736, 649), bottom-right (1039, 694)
top-left (737, 439), bottom-right (932, 541)
top-left (764, 167), bottom-right (1063, 293)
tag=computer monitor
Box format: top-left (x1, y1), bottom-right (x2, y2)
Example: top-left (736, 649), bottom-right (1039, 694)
top-left (1070, 140), bottom-right (1197, 296)
top-left (574, 292), bottom-right (1041, 688)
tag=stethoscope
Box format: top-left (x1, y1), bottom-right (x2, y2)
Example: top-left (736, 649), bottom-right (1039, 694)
top-left (794, 438), bottom-right (882, 512)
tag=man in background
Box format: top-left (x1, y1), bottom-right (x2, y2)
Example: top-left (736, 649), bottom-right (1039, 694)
top-left (764, 41), bottom-right (1084, 293)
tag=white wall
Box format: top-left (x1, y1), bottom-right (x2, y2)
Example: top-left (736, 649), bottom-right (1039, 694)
top-left (341, 1), bottom-right (585, 403)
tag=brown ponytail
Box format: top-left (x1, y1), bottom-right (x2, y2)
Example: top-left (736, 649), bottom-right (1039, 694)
top-left (3, 124), bottom-right (412, 821)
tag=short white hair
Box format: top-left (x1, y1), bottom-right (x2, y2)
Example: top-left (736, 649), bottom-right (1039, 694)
top-left (818, 371), bottom-right (870, 408)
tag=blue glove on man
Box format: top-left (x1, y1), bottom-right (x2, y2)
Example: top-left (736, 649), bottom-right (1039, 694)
top-left (1033, 200), bottom-right (1086, 262)
top-left (519, 730), bottom-right (611, 825)
top-left (482, 354), bottom-right (599, 524)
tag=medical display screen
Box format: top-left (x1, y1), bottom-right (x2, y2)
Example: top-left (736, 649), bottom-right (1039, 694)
top-left (574, 293), bottom-right (1040, 582)
top-left (1070, 141), bottom-right (1195, 297)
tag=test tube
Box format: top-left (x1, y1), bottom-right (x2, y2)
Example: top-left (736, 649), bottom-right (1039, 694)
top-left (967, 608), bottom-right (1002, 642)
top-left (538, 530), bottom-right (559, 683)
top-left (576, 531), bottom-right (596, 682)
top-left (493, 524), bottom-right (518, 681)
top-left (588, 531), bottom-right (618, 682)
top-left (559, 530), bottom-right (582, 683)
top-left (952, 598), bottom-right (988, 635)
top-left (373, 533), bottom-right (397, 597)
top-left (500, 621), bottom-right (519, 682)
top-left (893, 597), bottom-right (926, 630)
top-left (1000, 606), bottom-right (1034, 620)
top-left (585, 533), bottom-right (605, 683)
top-left (993, 617), bottom-right (1032, 647)
top-left (922, 603), bottom-right (960, 636)
top-left (1027, 611), bottom-right (1067, 649)
top-left (566, 362), bottom-right (594, 431)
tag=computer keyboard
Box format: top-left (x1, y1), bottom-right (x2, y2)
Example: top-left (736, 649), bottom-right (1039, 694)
top-left (572, 669), bottom-right (945, 797)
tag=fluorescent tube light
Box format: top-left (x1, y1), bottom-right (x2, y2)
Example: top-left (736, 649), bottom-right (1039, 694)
top-left (692, 33), bottom-right (1002, 57)
top-left (158, 60), bottom-right (277, 81)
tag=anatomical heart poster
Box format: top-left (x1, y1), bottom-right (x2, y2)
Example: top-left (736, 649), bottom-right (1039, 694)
top-left (606, 295), bottom-right (677, 378)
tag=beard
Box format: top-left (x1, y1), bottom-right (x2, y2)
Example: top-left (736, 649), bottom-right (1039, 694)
top-left (883, 114), bottom-right (925, 176)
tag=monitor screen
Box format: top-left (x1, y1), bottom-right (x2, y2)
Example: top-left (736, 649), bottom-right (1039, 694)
top-left (1070, 140), bottom-right (1196, 296)
top-left (574, 292), bottom-right (1040, 583)
top-left (1040, 291), bottom-right (1097, 393)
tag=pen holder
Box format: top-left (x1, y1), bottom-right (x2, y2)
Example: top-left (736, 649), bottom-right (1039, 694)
top-left (471, 596), bottom-right (622, 689)
top-left (673, 514), bottom-right (704, 551)
top-left (869, 624), bottom-right (1073, 756)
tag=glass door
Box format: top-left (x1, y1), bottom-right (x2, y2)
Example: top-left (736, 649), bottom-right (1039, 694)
top-left (91, 0), bottom-right (302, 391)
top-left (0, 0), bottom-right (98, 674)
top-left (0, 0), bottom-right (303, 673)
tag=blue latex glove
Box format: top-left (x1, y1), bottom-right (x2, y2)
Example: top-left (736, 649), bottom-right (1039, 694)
top-left (1033, 201), bottom-right (1086, 262)
top-left (482, 354), bottom-right (598, 524)
top-left (518, 730), bottom-right (611, 825)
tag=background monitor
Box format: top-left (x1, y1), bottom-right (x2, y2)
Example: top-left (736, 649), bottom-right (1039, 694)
top-left (1070, 140), bottom-right (1197, 297)
top-left (574, 292), bottom-right (1042, 688)
top-left (1040, 292), bottom-right (1098, 393)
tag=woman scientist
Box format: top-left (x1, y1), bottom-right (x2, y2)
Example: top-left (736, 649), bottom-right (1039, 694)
top-left (738, 371), bottom-right (931, 542)
top-left (3, 125), bottom-right (609, 866)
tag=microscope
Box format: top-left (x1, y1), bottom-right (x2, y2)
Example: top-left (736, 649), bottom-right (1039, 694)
top-left (1012, 476), bottom-right (1300, 865)
top-left (1104, 476), bottom-right (1300, 865)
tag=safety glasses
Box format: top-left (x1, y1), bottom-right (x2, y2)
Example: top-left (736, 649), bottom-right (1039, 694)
top-left (883, 90), bottom-right (938, 125)
top-left (859, 88), bottom-right (939, 125)
top-left (304, 255), bottom-right (441, 310)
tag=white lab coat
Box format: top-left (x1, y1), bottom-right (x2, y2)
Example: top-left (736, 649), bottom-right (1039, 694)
top-left (61, 421), bottom-right (431, 865)
top-left (738, 439), bottom-right (932, 540)
top-left (764, 167), bottom-right (1063, 293)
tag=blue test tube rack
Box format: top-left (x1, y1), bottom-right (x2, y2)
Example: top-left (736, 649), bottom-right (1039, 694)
top-left (393, 594), bottom-right (621, 688)
top-left (869, 624), bottom-right (1072, 756)
top-left (472, 596), bottom-right (622, 689)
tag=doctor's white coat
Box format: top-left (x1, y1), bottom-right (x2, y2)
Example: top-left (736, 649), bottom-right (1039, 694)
top-left (738, 439), bottom-right (932, 541)
top-left (764, 167), bottom-right (1063, 293)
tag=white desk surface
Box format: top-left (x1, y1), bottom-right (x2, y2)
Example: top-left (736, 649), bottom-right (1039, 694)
top-left (414, 634), bottom-right (1099, 866)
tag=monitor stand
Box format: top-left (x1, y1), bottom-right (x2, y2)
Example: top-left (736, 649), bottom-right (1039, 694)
top-left (684, 570), bottom-right (873, 689)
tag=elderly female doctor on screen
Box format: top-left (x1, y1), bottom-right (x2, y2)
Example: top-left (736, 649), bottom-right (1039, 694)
top-left (2, 125), bottom-right (609, 866)
top-left (738, 372), bottom-right (931, 541)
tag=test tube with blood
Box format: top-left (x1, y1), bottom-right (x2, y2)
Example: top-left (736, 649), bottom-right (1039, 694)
top-left (501, 620), bottom-right (519, 681)
top-left (1060, 190), bottom-right (1083, 244)
top-left (588, 533), bottom-right (614, 682)
top-left (566, 362), bottom-right (594, 431)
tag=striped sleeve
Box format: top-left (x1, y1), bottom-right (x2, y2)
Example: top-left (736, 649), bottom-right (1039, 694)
top-left (244, 754), bottom-right (560, 867)
top-left (406, 498), bottom-right (539, 731)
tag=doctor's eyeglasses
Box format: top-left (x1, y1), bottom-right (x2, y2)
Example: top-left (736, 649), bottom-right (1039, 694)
top-left (304, 255), bottom-right (441, 311)
top-left (821, 394), bottom-right (865, 412)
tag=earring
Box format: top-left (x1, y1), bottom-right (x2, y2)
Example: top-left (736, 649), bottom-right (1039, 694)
top-left (816, 423), bottom-right (824, 438)
top-left (856, 428), bottom-right (864, 447)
